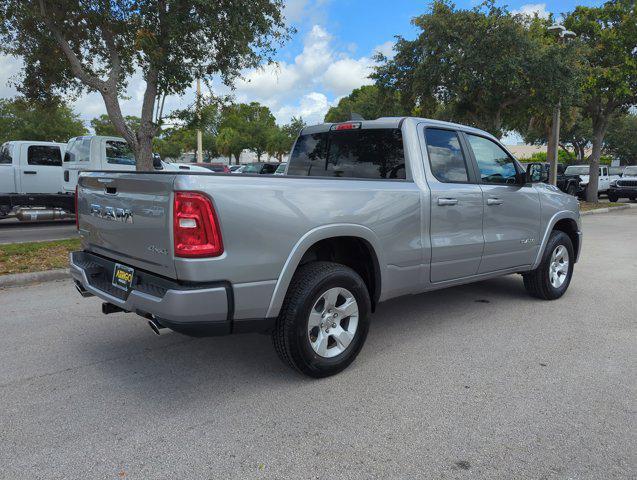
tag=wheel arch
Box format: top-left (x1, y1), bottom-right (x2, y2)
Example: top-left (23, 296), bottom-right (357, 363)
top-left (265, 224), bottom-right (385, 318)
top-left (532, 212), bottom-right (581, 269)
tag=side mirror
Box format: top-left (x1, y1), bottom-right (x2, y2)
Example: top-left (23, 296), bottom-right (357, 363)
top-left (526, 163), bottom-right (547, 183)
top-left (152, 154), bottom-right (163, 170)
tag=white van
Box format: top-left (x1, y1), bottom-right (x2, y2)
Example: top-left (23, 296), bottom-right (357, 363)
top-left (63, 135), bottom-right (208, 193)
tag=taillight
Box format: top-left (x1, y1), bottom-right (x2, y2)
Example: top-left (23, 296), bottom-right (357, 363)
top-left (74, 185), bottom-right (79, 230)
top-left (173, 192), bottom-right (223, 258)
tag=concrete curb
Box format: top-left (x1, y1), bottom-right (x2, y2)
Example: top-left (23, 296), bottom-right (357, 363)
top-left (0, 269), bottom-right (69, 289)
top-left (580, 204), bottom-right (637, 216)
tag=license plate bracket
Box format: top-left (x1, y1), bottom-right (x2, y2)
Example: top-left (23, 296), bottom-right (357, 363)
top-left (112, 263), bottom-right (134, 291)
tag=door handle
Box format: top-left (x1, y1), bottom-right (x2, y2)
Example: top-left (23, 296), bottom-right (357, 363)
top-left (438, 198), bottom-right (458, 206)
top-left (23, 171), bottom-right (37, 175)
top-left (487, 198), bottom-right (503, 206)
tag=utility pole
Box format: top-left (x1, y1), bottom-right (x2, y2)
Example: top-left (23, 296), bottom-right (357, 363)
top-left (196, 77), bottom-right (203, 163)
top-left (546, 24), bottom-right (576, 186)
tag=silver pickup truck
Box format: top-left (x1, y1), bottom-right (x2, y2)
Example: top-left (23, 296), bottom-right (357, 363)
top-left (70, 117), bottom-right (582, 377)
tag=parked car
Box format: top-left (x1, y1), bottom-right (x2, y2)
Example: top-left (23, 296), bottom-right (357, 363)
top-left (71, 117), bottom-right (581, 377)
top-left (563, 165), bottom-right (619, 196)
top-left (62, 135), bottom-right (209, 194)
top-left (519, 162), bottom-right (581, 196)
top-left (193, 163), bottom-right (231, 173)
top-left (608, 165), bottom-right (637, 202)
top-left (274, 162), bottom-right (287, 175)
top-left (229, 165), bottom-right (244, 173)
top-left (241, 162), bottom-right (278, 174)
top-left (0, 140), bottom-right (72, 220)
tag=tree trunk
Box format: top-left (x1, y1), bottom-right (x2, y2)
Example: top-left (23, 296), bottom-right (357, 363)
top-left (546, 125), bottom-right (556, 170)
top-left (585, 117), bottom-right (609, 203)
top-left (136, 131), bottom-right (155, 171)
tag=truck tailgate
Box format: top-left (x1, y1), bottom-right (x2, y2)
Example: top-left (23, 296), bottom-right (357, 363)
top-left (77, 172), bottom-right (177, 278)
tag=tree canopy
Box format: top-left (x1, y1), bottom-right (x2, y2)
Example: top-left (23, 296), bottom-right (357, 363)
top-left (373, 0), bottom-right (580, 138)
top-left (0, 97), bottom-right (86, 144)
top-left (324, 85), bottom-right (405, 123)
top-left (91, 114), bottom-right (141, 137)
top-left (0, 0), bottom-right (290, 169)
top-left (564, 0), bottom-right (637, 200)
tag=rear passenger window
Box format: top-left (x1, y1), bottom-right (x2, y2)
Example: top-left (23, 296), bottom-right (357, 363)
top-left (287, 133), bottom-right (328, 176)
top-left (106, 141), bottom-right (135, 165)
top-left (287, 129), bottom-right (405, 179)
top-left (425, 129), bottom-right (469, 183)
top-left (65, 138), bottom-right (91, 162)
top-left (27, 145), bottom-right (62, 166)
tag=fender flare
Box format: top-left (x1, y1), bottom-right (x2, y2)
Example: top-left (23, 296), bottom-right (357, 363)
top-left (531, 211), bottom-right (580, 270)
top-left (265, 224), bottom-right (386, 319)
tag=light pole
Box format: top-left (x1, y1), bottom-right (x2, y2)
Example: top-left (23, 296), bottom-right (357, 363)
top-left (196, 77), bottom-right (203, 163)
top-left (546, 24), bottom-right (576, 186)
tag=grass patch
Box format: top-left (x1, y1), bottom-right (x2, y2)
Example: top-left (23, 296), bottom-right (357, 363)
top-left (0, 238), bottom-right (81, 275)
top-left (579, 201), bottom-right (626, 212)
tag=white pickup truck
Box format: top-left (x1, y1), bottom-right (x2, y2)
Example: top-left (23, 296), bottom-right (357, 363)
top-left (62, 135), bottom-right (209, 193)
top-left (0, 140), bottom-right (72, 220)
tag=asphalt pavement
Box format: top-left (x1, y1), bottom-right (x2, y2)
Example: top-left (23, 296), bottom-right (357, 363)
top-left (0, 218), bottom-right (77, 244)
top-left (0, 210), bottom-right (635, 479)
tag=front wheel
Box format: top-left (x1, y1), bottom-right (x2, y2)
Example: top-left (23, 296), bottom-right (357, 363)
top-left (272, 261), bottom-right (371, 377)
top-left (522, 231), bottom-right (574, 300)
top-left (608, 193), bottom-right (619, 202)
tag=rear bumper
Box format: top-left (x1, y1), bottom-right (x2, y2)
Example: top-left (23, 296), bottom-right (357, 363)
top-left (70, 251), bottom-right (274, 336)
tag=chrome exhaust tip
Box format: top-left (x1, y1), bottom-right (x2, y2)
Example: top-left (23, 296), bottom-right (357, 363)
top-left (148, 318), bottom-right (170, 335)
top-left (74, 281), bottom-right (94, 298)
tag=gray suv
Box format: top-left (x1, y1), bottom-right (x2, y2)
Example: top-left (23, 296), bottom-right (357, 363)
top-left (70, 117), bottom-right (582, 377)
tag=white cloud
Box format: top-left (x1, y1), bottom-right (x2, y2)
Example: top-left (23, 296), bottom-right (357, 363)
top-left (275, 92), bottom-right (332, 125)
top-left (512, 3), bottom-right (550, 19)
top-left (322, 57), bottom-right (374, 97)
top-left (374, 41), bottom-right (395, 59)
top-left (229, 24), bottom-right (383, 123)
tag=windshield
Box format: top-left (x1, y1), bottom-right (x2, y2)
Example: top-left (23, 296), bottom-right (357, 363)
top-left (564, 166), bottom-right (590, 175)
top-left (623, 166), bottom-right (637, 176)
top-left (275, 163), bottom-right (287, 173)
top-left (242, 164), bottom-right (263, 173)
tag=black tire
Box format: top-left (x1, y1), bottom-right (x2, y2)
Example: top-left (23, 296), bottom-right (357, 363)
top-left (522, 231), bottom-right (574, 300)
top-left (272, 261), bottom-right (371, 378)
top-left (630, 197), bottom-right (636, 202)
top-left (608, 193), bottom-right (619, 202)
top-left (566, 183), bottom-right (577, 196)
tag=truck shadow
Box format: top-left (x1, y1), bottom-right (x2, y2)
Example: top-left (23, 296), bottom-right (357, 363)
top-left (79, 274), bottom-right (531, 405)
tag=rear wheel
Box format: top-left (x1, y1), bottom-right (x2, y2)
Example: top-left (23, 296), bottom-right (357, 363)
top-left (523, 231), bottom-right (574, 300)
top-left (272, 261), bottom-right (371, 377)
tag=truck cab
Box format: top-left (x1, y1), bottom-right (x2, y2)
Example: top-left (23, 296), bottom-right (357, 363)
top-left (62, 135), bottom-right (210, 193)
top-left (0, 141), bottom-right (67, 195)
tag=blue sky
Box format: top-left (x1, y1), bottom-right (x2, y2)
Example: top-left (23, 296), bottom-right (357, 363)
top-left (0, 0), bottom-right (605, 134)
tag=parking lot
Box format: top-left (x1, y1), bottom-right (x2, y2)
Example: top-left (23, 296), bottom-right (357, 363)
top-left (1, 209), bottom-right (635, 479)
